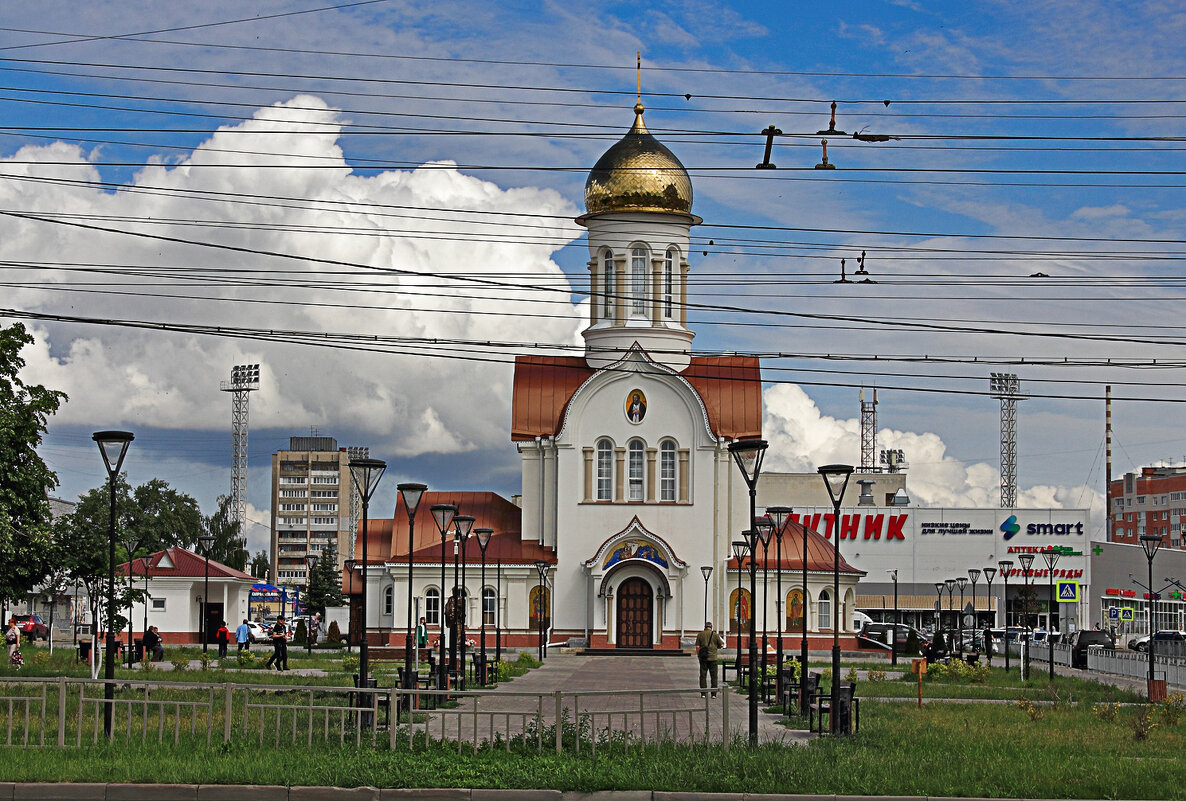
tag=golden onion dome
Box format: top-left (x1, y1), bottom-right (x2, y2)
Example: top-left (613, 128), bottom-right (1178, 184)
top-left (583, 102), bottom-right (693, 217)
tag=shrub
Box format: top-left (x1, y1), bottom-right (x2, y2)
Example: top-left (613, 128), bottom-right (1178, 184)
top-left (904, 628), bottom-right (921, 656)
top-left (342, 655), bottom-right (359, 674)
top-left (1131, 706), bottom-right (1157, 741)
top-left (1159, 691), bottom-right (1185, 726)
top-left (236, 650), bottom-right (258, 668)
top-left (844, 665), bottom-right (858, 684)
top-left (198, 651), bottom-right (212, 671)
top-left (1016, 696), bottom-right (1045, 722)
top-left (867, 668), bottom-right (887, 683)
top-left (1093, 702), bottom-right (1121, 723)
top-left (326, 620), bottom-right (342, 644)
top-left (293, 620), bottom-right (307, 646)
top-left (170, 658), bottom-right (188, 672)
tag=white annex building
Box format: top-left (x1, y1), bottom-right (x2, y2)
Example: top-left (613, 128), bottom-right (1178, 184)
top-left (350, 101), bottom-right (863, 654)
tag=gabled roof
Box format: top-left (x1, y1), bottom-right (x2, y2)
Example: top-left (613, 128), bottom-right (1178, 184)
top-left (510, 354), bottom-right (761, 441)
top-left (118, 546), bottom-right (256, 581)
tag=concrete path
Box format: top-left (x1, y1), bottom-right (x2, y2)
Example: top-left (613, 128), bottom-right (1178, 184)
top-left (412, 654), bottom-right (807, 747)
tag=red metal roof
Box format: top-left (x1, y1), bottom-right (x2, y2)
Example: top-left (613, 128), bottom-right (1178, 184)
top-left (728, 521), bottom-right (864, 575)
top-left (510, 354), bottom-right (761, 441)
top-left (118, 546), bottom-right (256, 581)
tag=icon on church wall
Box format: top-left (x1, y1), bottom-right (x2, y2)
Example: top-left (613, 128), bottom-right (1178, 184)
top-left (626, 390), bottom-right (647, 423)
top-left (786, 589), bottom-right (805, 630)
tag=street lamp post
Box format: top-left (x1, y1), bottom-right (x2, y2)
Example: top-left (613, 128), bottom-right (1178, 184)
top-left (93, 430), bottom-right (132, 739)
top-left (474, 528), bottom-right (492, 686)
top-left (968, 569), bottom-right (981, 658)
top-left (304, 554), bottom-right (318, 658)
top-left (818, 463), bottom-right (854, 736)
top-left (452, 515), bottom-right (475, 686)
top-left (1041, 548), bottom-right (1060, 681)
top-left (495, 558), bottom-right (502, 666)
top-left (140, 555), bottom-right (150, 646)
top-left (944, 579), bottom-right (955, 652)
top-left (728, 439), bottom-right (769, 746)
top-left (1018, 553), bottom-right (1036, 679)
top-left (343, 559), bottom-right (356, 653)
top-left (998, 560), bottom-right (1012, 672)
top-left (430, 503), bottom-right (456, 689)
top-left (348, 457), bottom-right (386, 695)
top-left (700, 566), bottom-right (713, 626)
top-left (982, 567), bottom-right (997, 665)
top-left (534, 560), bottom-right (549, 661)
top-left (766, 505), bottom-right (792, 702)
top-left (934, 582), bottom-right (944, 642)
top-left (1140, 533), bottom-right (1162, 700)
top-left (731, 539), bottom-right (748, 681)
top-left (956, 576), bottom-right (968, 657)
top-left (397, 483), bottom-right (427, 691)
top-left (887, 569), bottom-right (899, 666)
top-left (123, 538), bottom-right (142, 668)
top-left (755, 515), bottom-right (774, 701)
top-left (198, 534), bottom-right (214, 654)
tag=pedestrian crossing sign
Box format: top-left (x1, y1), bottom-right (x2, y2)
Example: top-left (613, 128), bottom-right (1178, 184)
top-left (1121, 608), bottom-right (1135, 622)
top-left (1056, 580), bottom-right (1079, 602)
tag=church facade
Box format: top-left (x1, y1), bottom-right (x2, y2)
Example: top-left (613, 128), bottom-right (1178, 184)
top-left (348, 102), bottom-right (863, 654)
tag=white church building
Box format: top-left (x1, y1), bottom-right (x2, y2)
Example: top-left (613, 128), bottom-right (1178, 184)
top-left (349, 101), bottom-right (863, 654)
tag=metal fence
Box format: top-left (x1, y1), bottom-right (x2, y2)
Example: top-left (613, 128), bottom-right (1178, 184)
top-left (1087, 647), bottom-right (1186, 685)
top-left (0, 677), bottom-right (730, 752)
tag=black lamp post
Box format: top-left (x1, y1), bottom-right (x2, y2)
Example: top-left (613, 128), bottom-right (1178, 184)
top-left (1018, 552), bottom-right (1035, 678)
top-left (1139, 533), bottom-right (1162, 699)
top-left (728, 438), bottom-right (768, 747)
top-left (349, 456), bottom-right (386, 691)
top-left (140, 555), bottom-right (150, 646)
top-left (944, 578), bottom-right (956, 651)
top-left (304, 554), bottom-right (318, 657)
top-left (955, 576), bottom-right (968, 657)
top-left (1040, 548), bottom-right (1060, 681)
top-left (887, 569), bottom-right (898, 666)
top-left (982, 567), bottom-right (997, 665)
top-left (452, 514), bottom-right (474, 686)
top-left (123, 537), bottom-right (142, 668)
top-left (430, 503), bottom-right (456, 689)
top-left (474, 527), bottom-right (492, 686)
top-left (968, 569), bottom-right (981, 656)
top-left (700, 566), bottom-right (713, 625)
top-left (766, 505), bottom-right (792, 701)
top-left (534, 560), bottom-right (548, 661)
top-left (818, 463), bottom-right (854, 736)
top-left (93, 430), bottom-right (132, 739)
top-left (343, 559), bottom-right (356, 653)
top-left (997, 560), bottom-right (1012, 672)
top-left (755, 514), bottom-right (774, 701)
top-left (198, 534), bottom-right (214, 654)
top-left (396, 482), bottom-right (427, 689)
top-left (934, 582), bottom-right (944, 637)
top-left (731, 539), bottom-right (748, 681)
top-left (495, 558), bottom-right (502, 665)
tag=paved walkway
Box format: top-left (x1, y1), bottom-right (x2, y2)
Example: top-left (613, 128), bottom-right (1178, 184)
top-left (411, 654), bottom-right (807, 747)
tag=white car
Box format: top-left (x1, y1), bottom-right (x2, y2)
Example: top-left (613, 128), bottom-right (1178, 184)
top-left (245, 621), bottom-right (270, 643)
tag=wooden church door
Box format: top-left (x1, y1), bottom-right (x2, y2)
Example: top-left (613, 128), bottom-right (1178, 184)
top-left (616, 578), bottom-right (653, 648)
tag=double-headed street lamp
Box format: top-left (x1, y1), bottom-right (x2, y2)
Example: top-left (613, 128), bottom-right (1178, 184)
top-left (430, 503), bottom-right (456, 688)
top-left (755, 515), bottom-right (774, 700)
top-left (968, 569), bottom-right (981, 655)
top-left (766, 505), bottom-right (792, 700)
top-left (349, 457), bottom-right (386, 691)
top-left (700, 566), bottom-right (713, 625)
top-left (93, 430), bottom-right (133, 739)
top-left (982, 567), bottom-right (997, 664)
top-left (304, 553), bottom-right (318, 656)
top-left (198, 534), bottom-right (214, 653)
top-left (731, 539), bottom-right (749, 680)
top-left (474, 527), bottom-right (493, 685)
top-left (1139, 533), bottom-right (1162, 700)
top-left (1017, 552), bottom-right (1036, 678)
top-left (396, 482), bottom-right (427, 690)
top-left (123, 537), bottom-right (143, 668)
top-left (818, 463), bottom-right (854, 736)
top-left (534, 560), bottom-right (549, 661)
top-left (343, 559), bottom-right (356, 652)
top-left (955, 576), bottom-right (968, 657)
top-left (1041, 548), bottom-right (1060, 681)
top-left (452, 514), bottom-right (475, 685)
top-left (728, 438), bottom-right (768, 747)
top-left (997, 560), bottom-right (1013, 672)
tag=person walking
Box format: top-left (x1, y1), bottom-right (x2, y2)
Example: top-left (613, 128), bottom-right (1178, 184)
top-left (5, 619), bottom-right (20, 665)
top-left (235, 619), bottom-right (250, 652)
top-left (264, 616), bottom-right (289, 671)
top-left (310, 613), bottom-right (321, 646)
top-left (983, 625), bottom-right (994, 666)
top-left (695, 621), bottom-right (725, 696)
top-left (215, 621), bottom-right (230, 659)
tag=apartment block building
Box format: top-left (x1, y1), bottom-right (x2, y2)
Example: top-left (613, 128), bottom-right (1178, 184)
top-left (1109, 465), bottom-right (1186, 550)
top-left (269, 436), bottom-right (364, 587)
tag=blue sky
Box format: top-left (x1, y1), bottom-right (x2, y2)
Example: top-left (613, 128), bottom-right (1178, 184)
top-left (3, 1), bottom-right (1186, 551)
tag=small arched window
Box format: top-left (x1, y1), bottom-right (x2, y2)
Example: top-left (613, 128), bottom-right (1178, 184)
top-left (628, 439), bottom-right (645, 501)
top-left (819, 589), bottom-right (832, 631)
top-left (664, 249), bottom-right (675, 318)
top-left (383, 585), bottom-right (393, 616)
top-left (425, 588), bottom-right (440, 626)
top-left (596, 439), bottom-right (614, 500)
top-left (631, 247), bottom-right (648, 314)
top-left (602, 250), bottom-right (614, 319)
top-left (659, 440), bottom-right (677, 502)
top-left (482, 587), bottom-right (496, 625)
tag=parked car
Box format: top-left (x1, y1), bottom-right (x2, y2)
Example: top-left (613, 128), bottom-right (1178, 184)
top-left (857, 622), bottom-right (928, 655)
top-left (245, 621), bottom-right (270, 643)
top-left (1069, 629), bottom-right (1116, 668)
top-left (11, 614), bottom-right (48, 641)
top-left (1128, 634), bottom-right (1149, 652)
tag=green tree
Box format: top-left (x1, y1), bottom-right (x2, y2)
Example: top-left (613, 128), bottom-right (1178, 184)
top-left (305, 544), bottom-right (343, 613)
top-left (249, 550), bottom-right (270, 582)
top-left (58, 478), bottom-right (138, 636)
top-left (130, 478), bottom-right (204, 553)
top-left (205, 495), bottom-right (247, 571)
top-left (0, 323), bottom-right (66, 606)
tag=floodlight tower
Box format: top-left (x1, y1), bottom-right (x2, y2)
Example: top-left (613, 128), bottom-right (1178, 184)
top-left (989, 373), bottom-right (1024, 509)
top-left (346, 446), bottom-right (370, 555)
top-left (220, 364), bottom-right (260, 529)
top-left (860, 388), bottom-right (878, 471)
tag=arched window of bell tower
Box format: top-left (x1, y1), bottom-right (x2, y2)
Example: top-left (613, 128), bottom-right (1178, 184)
top-left (630, 246), bottom-right (649, 315)
top-left (602, 250), bottom-right (615, 320)
top-left (663, 248), bottom-right (677, 319)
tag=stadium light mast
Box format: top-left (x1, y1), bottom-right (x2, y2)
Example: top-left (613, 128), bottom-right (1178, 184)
top-left (989, 373), bottom-right (1024, 509)
top-left (220, 363), bottom-right (260, 530)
